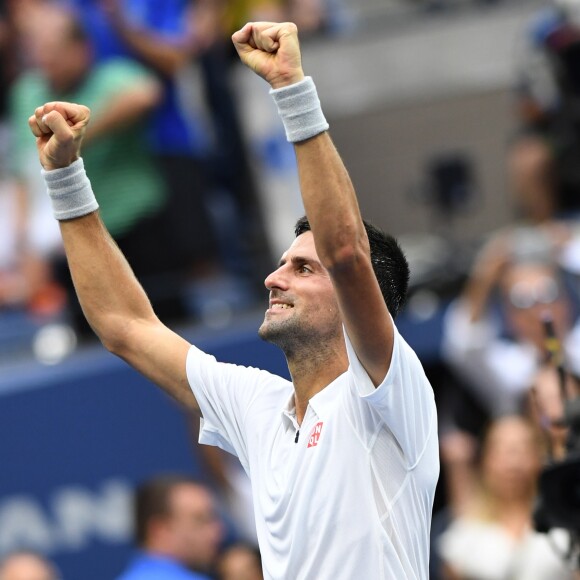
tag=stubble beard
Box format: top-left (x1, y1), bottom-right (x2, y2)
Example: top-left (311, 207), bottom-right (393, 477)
top-left (258, 309), bottom-right (342, 360)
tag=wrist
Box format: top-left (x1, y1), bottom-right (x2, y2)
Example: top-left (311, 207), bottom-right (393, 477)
top-left (42, 154), bottom-right (80, 172)
top-left (270, 76), bottom-right (329, 143)
top-left (42, 157), bottom-right (99, 220)
top-left (270, 70), bottom-right (305, 90)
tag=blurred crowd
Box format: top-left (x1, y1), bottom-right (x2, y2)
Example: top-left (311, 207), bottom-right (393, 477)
top-left (0, 0), bottom-right (345, 338)
top-left (433, 1), bottom-right (580, 577)
top-left (1, 0), bottom-right (580, 579)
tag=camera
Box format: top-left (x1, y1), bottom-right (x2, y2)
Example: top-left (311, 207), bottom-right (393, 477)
top-left (534, 396), bottom-right (580, 533)
top-left (533, 324), bottom-right (580, 567)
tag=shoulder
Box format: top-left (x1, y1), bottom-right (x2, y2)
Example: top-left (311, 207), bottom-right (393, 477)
top-left (378, 324), bottom-right (430, 391)
top-left (186, 344), bottom-right (292, 405)
top-left (115, 554), bottom-right (207, 580)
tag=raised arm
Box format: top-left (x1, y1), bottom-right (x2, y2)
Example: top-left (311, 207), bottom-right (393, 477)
top-left (101, 0), bottom-right (223, 77)
top-left (232, 22), bottom-right (394, 385)
top-left (29, 101), bottom-right (196, 410)
top-left (83, 76), bottom-right (162, 144)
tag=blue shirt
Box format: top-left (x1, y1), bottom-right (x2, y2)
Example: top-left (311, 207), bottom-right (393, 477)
top-left (115, 552), bottom-right (211, 580)
top-left (67, 0), bottom-right (208, 155)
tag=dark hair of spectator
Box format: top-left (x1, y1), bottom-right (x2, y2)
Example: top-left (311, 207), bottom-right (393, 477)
top-left (134, 474), bottom-right (201, 546)
top-left (64, 10), bottom-right (89, 44)
top-left (294, 216), bottom-right (410, 317)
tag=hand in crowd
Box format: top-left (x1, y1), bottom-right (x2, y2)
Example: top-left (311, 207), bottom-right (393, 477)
top-left (463, 233), bottom-right (512, 322)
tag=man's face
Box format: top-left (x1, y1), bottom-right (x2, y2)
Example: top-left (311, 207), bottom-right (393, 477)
top-left (26, 10), bottom-right (90, 93)
top-left (482, 417), bottom-right (542, 500)
top-left (501, 263), bottom-right (570, 349)
top-left (258, 232), bottom-right (342, 354)
top-left (164, 484), bottom-right (223, 572)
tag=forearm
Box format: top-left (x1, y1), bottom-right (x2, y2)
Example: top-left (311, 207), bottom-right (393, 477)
top-left (36, 111), bottom-right (157, 349)
top-left (14, 180), bottom-right (29, 252)
top-left (85, 83), bottom-right (161, 144)
top-left (59, 211), bottom-right (158, 349)
top-left (270, 74), bottom-right (368, 265)
top-left (461, 273), bottom-right (496, 322)
top-left (294, 133), bottom-right (368, 266)
top-left (461, 233), bottom-right (509, 322)
top-left (30, 102), bottom-right (196, 407)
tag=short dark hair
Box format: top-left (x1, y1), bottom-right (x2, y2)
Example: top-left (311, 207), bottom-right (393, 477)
top-left (294, 216), bottom-right (409, 317)
top-left (134, 474), bottom-right (202, 546)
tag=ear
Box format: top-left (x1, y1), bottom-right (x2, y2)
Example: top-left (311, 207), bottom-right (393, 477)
top-left (146, 515), bottom-right (170, 544)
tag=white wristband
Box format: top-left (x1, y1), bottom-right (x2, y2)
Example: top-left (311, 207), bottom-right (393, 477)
top-left (270, 76), bottom-right (329, 143)
top-left (42, 157), bottom-right (99, 221)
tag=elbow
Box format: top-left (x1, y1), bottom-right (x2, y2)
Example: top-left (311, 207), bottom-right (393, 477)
top-left (321, 237), bottom-right (370, 274)
top-left (317, 221), bottom-right (371, 270)
top-left (95, 316), bottom-right (135, 359)
top-left (142, 83), bottom-right (164, 110)
top-left (99, 329), bottom-right (128, 358)
top-left (130, 80), bottom-right (164, 114)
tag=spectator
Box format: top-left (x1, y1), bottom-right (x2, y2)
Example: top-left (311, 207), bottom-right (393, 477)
top-left (7, 4), bottom-right (192, 330)
top-left (0, 0), bottom-right (62, 314)
top-left (490, 132), bottom-right (579, 276)
top-left (68, 0), bottom-right (240, 317)
top-left (515, 0), bottom-right (580, 216)
top-left (442, 243), bottom-right (580, 417)
top-left (116, 474), bottom-right (224, 580)
top-left (437, 415), bottom-right (574, 580)
top-left (0, 551), bottom-right (59, 580)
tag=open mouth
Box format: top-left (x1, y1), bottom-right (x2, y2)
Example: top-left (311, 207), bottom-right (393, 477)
top-left (270, 303), bottom-right (293, 310)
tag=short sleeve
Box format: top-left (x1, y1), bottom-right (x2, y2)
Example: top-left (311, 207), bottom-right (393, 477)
top-left (344, 323), bottom-right (437, 467)
top-left (186, 345), bottom-right (288, 472)
top-left (90, 58), bottom-right (157, 104)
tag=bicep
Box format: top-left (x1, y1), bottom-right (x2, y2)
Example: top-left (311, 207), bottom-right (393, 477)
top-left (330, 256), bottom-right (394, 386)
top-left (115, 318), bottom-right (197, 411)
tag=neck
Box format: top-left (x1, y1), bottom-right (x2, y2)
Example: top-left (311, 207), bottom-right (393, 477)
top-left (485, 487), bottom-right (536, 521)
top-left (143, 540), bottom-right (178, 562)
top-left (286, 339), bottom-right (348, 424)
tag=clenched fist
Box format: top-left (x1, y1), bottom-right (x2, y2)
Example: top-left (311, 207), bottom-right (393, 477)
top-left (232, 22), bottom-right (305, 89)
top-left (28, 102), bottom-right (90, 171)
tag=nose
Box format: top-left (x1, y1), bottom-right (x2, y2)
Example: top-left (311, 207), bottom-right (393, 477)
top-left (264, 263), bottom-right (289, 291)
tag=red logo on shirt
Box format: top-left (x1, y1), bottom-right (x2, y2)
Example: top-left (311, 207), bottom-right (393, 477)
top-left (307, 422), bottom-right (324, 448)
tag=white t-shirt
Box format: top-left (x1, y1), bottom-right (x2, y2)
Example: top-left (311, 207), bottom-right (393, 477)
top-left (438, 517), bottom-right (574, 580)
top-left (186, 325), bottom-right (439, 580)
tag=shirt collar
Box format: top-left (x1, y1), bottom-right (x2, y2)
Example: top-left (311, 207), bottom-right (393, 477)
top-left (281, 392), bottom-right (299, 429)
top-left (280, 371), bottom-right (346, 427)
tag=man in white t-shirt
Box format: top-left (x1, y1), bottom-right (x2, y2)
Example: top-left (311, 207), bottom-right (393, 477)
top-left (28, 22), bottom-right (439, 579)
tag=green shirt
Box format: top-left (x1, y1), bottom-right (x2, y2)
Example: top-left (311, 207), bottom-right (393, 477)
top-left (11, 58), bottom-right (166, 237)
